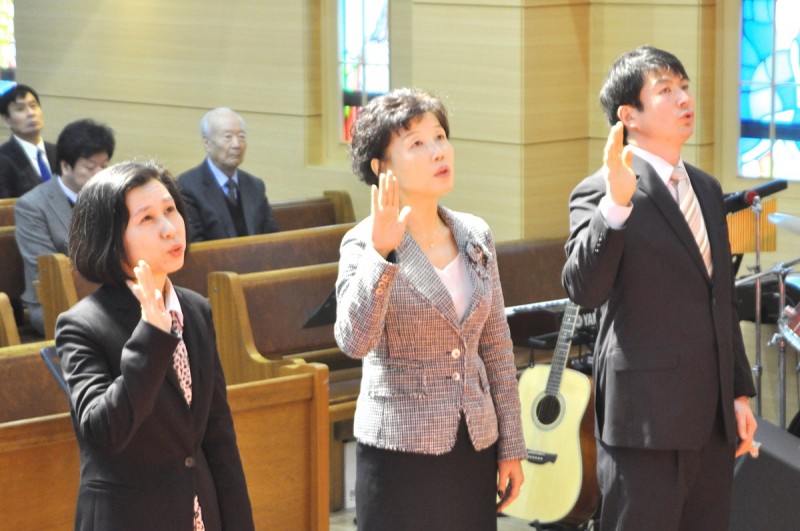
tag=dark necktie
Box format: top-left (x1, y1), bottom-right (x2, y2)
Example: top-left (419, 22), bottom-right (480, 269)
top-left (225, 178), bottom-right (237, 203)
top-left (36, 149), bottom-right (52, 182)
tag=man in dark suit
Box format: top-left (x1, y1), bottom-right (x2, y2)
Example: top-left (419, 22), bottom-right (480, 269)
top-left (562, 46), bottom-right (757, 530)
top-left (15, 119), bottom-right (115, 335)
top-left (177, 107), bottom-right (278, 242)
top-left (0, 83), bottom-right (57, 198)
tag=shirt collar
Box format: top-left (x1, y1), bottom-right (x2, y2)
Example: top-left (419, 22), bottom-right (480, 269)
top-left (14, 135), bottom-right (47, 161)
top-left (630, 145), bottom-right (686, 187)
top-left (56, 176), bottom-right (78, 204)
top-left (206, 157), bottom-right (238, 190)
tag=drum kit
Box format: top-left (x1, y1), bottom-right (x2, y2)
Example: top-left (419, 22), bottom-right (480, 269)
top-left (735, 206), bottom-right (800, 429)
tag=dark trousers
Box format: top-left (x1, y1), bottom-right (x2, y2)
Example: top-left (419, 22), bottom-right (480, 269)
top-left (355, 416), bottom-right (498, 531)
top-left (597, 413), bottom-right (735, 531)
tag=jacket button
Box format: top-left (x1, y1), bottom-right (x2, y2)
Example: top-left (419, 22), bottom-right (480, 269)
top-left (451, 348), bottom-right (461, 359)
top-left (380, 274), bottom-right (390, 281)
top-left (184, 457), bottom-right (195, 468)
top-left (452, 372), bottom-right (461, 381)
top-left (375, 288), bottom-right (384, 295)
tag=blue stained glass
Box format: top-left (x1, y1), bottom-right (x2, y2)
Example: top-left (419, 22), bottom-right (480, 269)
top-left (739, 0), bottom-right (800, 179)
top-left (339, 0), bottom-right (389, 141)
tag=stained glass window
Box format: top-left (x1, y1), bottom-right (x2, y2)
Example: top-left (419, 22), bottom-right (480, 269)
top-left (740, 0), bottom-right (800, 179)
top-left (338, 0), bottom-right (389, 142)
top-left (0, 0), bottom-right (14, 85)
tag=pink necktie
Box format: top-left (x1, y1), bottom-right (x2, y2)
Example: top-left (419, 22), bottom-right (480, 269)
top-left (670, 167), bottom-right (713, 277)
top-left (169, 311), bottom-right (205, 531)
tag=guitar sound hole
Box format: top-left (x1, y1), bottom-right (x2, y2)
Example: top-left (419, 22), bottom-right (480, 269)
top-left (535, 395), bottom-right (561, 425)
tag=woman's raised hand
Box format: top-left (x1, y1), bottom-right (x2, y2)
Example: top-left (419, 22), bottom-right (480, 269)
top-left (129, 260), bottom-right (172, 333)
top-left (371, 170), bottom-right (411, 258)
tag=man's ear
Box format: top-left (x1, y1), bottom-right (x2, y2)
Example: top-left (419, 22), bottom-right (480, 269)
top-left (617, 105), bottom-right (636, 131)
top-left (370, 158), bottom-right (382, 177)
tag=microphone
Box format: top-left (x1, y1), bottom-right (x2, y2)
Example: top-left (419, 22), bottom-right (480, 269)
top-left (724, 179), bottom-right (788, 214)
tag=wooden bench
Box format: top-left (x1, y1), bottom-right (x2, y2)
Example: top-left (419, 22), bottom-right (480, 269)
top-left (37, 222), bottom-right (355, 339)
top-left (208, 263), bottom-right (359, 511)
top-left (271, 190), bottom-right (355, 231)
top-left (0, 292), bottom-right (20, 347)
top-left (0, 354), bottom-right (330, 530)
top-left (0, 197), bottom-right (15, 226)
top-left (0, 341), bottom-right (66, 423)
top-left (496, 237), bottom-right (567, 307)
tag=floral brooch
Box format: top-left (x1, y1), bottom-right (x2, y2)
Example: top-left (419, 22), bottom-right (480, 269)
top-left (466, 241), bottom-right (491, 279)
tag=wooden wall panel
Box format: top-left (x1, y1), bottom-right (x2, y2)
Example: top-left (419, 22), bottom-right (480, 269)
top-left (523, 138), bottom-right (587, 239)
top-left (413, 3), bottom-right (523, 144)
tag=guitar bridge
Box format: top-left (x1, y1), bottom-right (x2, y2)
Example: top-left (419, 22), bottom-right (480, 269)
top-left (526, 449), bottom-right (557, 465)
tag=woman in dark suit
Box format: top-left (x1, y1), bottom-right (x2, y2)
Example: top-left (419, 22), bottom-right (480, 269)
top-left (334, 88), bottom-right (526, 530)
top-left (56, 161), bottom-right (254, 530)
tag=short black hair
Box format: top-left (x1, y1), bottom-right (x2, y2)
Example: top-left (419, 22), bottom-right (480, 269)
top-left (56, 119), bottom-right (116, 171)
top-left (349, 88), bottom-right (450, 186)
top-left (0, 84), bottom-right (41, 117)
top-left (69, 160), bottom-right (188, 286)
top-left (599, 46), bottom-right (689, 129)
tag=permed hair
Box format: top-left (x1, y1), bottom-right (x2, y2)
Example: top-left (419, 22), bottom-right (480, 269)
top-left (349, 88), bottom-right (449, 186)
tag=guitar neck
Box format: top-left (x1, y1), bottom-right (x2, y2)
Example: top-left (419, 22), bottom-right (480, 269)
top-left (545, 301), bottom-right (581, 395)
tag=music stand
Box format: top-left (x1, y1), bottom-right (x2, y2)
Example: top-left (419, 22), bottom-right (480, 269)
top-left (302, 288), bottom-right (337, 329)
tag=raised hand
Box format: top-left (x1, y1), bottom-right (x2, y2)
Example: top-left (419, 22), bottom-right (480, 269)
top-left (129, 260), bottom-right (172, 333)
top-left (603, 121), bottom-right (637, 206)
top-left (371, 170), bottom-right (411, 258)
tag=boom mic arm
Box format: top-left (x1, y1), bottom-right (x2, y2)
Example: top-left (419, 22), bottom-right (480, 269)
top-left (724, 179), bottom-right (788, 214)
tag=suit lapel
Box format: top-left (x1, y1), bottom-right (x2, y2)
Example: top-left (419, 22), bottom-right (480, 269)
top-left (396, 229), bottom-right (459, 325)
top-left (200, 164), bottom-right (237, 238)
top-left (633, 156), bottom-right (711, 282)
top-left (442, 207), bottom-right (488, 322)
top-left (44, 179), bottom-right (73, 236)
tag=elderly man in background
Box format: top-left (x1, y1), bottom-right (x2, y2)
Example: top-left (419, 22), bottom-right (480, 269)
top-left (177, 107), bottom-right (278, 242)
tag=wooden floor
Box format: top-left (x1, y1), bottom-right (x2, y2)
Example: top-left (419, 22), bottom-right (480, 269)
top-left (329, 508), bottom-right (591, 530)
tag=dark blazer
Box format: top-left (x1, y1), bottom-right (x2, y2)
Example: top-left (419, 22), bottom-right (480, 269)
top-left (14, 178), bottom-right (73, 334)
top-left (0, 135), bottom-right (57, 198)
top-left (334, 206), bottom-right (526, 461)
top-left (562, 156), bottom-right (755, 450)
top-left (56, 283), bottom-right (254, 531)
top-left (177, 160), bottom-right (278, 242)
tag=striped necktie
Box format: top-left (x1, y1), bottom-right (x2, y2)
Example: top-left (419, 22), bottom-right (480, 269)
top-left (670, 166), bottom-right (713, 277)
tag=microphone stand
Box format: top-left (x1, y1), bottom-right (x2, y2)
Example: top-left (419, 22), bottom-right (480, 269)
top-left (748, 196), bottom-right (764, 415)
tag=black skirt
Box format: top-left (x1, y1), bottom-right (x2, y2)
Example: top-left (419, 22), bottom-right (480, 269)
top-left (355, 416), bottom-right (499, 531)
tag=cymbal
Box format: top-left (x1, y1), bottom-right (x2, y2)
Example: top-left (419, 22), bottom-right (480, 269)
top-left (768, 213), bottom-right (800, 234)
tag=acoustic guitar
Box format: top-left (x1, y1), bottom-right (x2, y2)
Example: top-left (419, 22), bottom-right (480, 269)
top-left (503, 301), bottom-right (600, 526)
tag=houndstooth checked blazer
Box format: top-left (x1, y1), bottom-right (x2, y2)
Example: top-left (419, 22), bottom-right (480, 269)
top-left (334, 206), bottom-right (526, 461)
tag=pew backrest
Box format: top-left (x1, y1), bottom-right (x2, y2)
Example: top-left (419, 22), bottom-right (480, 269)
top-left (495, 237), bottom-right (567, 307)
top-left (0, 341), bottom-right (67, 423)
top-left (0, 197), bottom-right (15, 226)
top-left (208, 263), bottom-right (347, 385)
top-left (272, 190), bottom-right (355, 231)
top-left (38, 253), bottom-right (100, 340)
top-left (0, 361), bottom-right (330, 530)
top-left (37, 223), bottom-right (355, 340)
top-left (172, 222), bottom-right (354, 297)
top-left (0, 292), bottom-right (19, 347)
top-left (0, 226), bottom-right (23, 300)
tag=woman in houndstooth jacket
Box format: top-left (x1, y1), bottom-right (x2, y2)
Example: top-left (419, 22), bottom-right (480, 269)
top-left (334, 88), bottom-right (526, 531)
